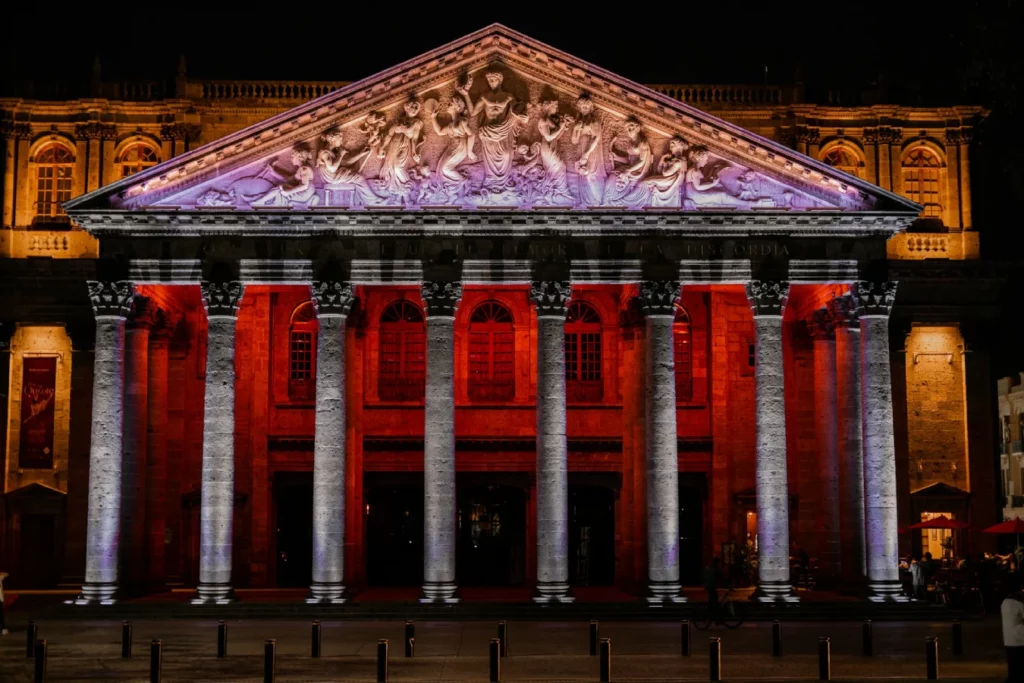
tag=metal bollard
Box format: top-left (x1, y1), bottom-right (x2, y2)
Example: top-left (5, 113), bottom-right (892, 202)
top-left (818, 637), bottom-right (831, 681)
top-left (150, 639), bottom-right (162, 683)
top-left (589, 620), bottom-right (599, 656)
top-left (489, 638), bottom-right (501, 682)
top-left (264, 639), bottom-right (276, 683)
top-left (405, 621), bottom-right (415, 658)
top-left (33, 639), bottom-right (47, 683)
top-left (377, 639), bottom-right (389, 682)
top-left (862, 620), bottom-right (873, 657)
top-left (926, 637), bottom-right (938, 680)
top-left (708, 637), bottom-right (722, 682)
top-left (122, 620), bottom-right (133, 659)
top-left (217, 620), bottom-right (228, 658)
top-left (952, 620), bottom-right (963, 656)
top-left (681, 620), bottom-right (691, 657)
top-left (312, 620), bottom-right (322, 658)
top-left (772, 620), bottom-right (782, 657)
top-left (26, 620), bottom-right (37, 659)
top-left (497, 620), bottom-right (508, 657)
top-left (599, 638), bottom-right (611, 683)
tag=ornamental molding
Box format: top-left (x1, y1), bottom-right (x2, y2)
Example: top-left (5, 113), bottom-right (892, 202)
top-left (86, 280), bottom-right (134, 318)
top-left (129, 259), bottom-right (203, 283)
top-left (787, 259), bottom-right (859, 283)
top-left (854, 280), bottom-right (898, 316)
top-left (639, 280), bottom-right (681, 316)
top-left (200, 280), bottom-right (245, 317)
top-left (310, 281), bottom-right (355, 317)
top-left (238, 259), bottom-right (314, 283)
top-left (745, 280), bottom-right (789, 316)
top-left (420, 280), bottom-right (463, 317)
top-left (530, 281), bottom-right (572, 317)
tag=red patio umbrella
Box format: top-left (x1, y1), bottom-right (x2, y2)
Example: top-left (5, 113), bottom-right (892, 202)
top-left (982, 519), bottom-right (1024, 547)
top-left (906, 516), bottom-right (970, 530)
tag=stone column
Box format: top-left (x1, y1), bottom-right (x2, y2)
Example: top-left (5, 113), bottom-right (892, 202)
top-left (855, 281), bottom-right (906, 602)
top-left (192, 281), bottom-right (244, 605)
top-left (145, 313), bottom-right (171, 590)
top-left (830, 295), bottom-right (867, 585)
top-left (809, 307), bottom-right (840, 582)
top-left (76, 281), bottom-right (133, 605)
top-left (420, 280), bottom-right (462, 604)
top-left (640, 280), bottom-right (686, 604)
top-left (530, 281), bottom-right (574, 604)
top-left (307, 281), bottom-right (355, 604)
top-left (745, 281), bottom-right (798, 603)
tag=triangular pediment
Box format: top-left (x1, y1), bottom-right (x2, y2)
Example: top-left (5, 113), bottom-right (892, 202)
top-left (66, 24), bottom-right (919, 218)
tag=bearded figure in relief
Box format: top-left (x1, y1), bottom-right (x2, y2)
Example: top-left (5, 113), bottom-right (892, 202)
top-left (458, 72), bottom-right (529, 203)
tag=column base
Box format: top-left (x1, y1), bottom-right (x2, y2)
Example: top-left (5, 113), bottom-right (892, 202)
top-left (420, 581), bottom-right (460, 604)
top-left (646, 581), bottom-right (686, 605)
top-left (532, 581), bottom-right (575, 604)
top-left (70, 582), bottom-right (118, 605)
top-left (752, 580), bottom-right (800, 603)
top-left (866, 579), bottom-right (910, 603)
top-left (306, 581), bottom-right (347, 605)
top-left (191, 583), bottom-right (236, 605)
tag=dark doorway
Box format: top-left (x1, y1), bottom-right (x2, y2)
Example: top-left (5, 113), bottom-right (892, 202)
top-left (569, 486), bottom-right (615, 585)
top-left (365, 476), bottom-right (423, 586)
top-left (17, 514), bottom-right (58, 588)
top-left (679, 473), bottom-right (707, 585)
top-left (273, 472), bottom-right (313, 588)
top-left (457, 484), bottom-right (526, 586)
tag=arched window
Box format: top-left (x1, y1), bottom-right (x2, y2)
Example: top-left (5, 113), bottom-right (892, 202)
top-left (822, 147), bottom-right (862, 179)
top-left (565, 301), bottom-right (602, 402)
top-left (674, 305), bottom-right (693, 402)
top-left (289, 302), bottom-right (317, 401)
top-left (34, 144), bottom-right (74, 219)
top-left (379, 300), bottom-right (426, 401)
top-left (902, 147), bottom-right (943, 219)
top-left (119, 142), bottom-right (160, 178)
top-left (468, 301), bottom-right (515, 402)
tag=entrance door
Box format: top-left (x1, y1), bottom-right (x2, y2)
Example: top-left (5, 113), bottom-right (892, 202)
top-left (569, 486), bottom-right (615, 585)
top-left (679, 473), bottom-right (707, 586)
top-left (17, 514), bottom-right (57, 588)
top-left (457, 485), bottom-right (526, 586)
top-left (273, 472), bottom-right (313, 588)
top-left (365, 477), bottom-right (423, 586)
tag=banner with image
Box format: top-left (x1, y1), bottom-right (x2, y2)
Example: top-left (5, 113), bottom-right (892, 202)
top-left (19, 356), bottom-right (57, 469)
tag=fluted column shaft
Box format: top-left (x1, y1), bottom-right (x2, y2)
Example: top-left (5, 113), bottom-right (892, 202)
top-left (76, 281), bottom-right (133, 605)
top-left (308, 281), bottom-right (354, 604)
top-left (193, 281), bottom-right (244, 605)
top-left (810, 309), bottom-right (840, 580)
top-left (531, 281), bottom-right (574, 604)
top-left (746, 281), bottom-right (798, 603)
top-left (420, 281), bottom-right (462, 604)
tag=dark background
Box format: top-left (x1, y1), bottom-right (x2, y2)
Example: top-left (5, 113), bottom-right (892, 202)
top-left (2, 1), bottom-right (1021, 368)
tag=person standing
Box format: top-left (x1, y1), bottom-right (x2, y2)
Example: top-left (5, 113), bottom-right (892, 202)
top-left (910, 558), bottom-right (925, 601)
top-left (1001, 575), bottom-right (1024, 682)
top-left (0, 571), bottom-right (7, 635)
top-left (703, 557), bottom-right (723, 623)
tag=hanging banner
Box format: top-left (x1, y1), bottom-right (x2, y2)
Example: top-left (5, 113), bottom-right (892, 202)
top-left (19, 356), bottom-right (57, 469)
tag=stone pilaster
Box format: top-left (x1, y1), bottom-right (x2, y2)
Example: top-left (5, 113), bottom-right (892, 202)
top-left (420, 280), bottom-right (462, 604)
top-left (808, 307), bottom-right (840, 583)
top-left (192, 280), bottom-right (244, 605)
top-left (638, 280), bottom-right (686, 604)
top-left (745, 281), bottom-right (798, 603)
top-left (76, 281), bottom-right (133, 605)
top-left (830, 294), bottom-right (867, 586)
top-left (855, 281), bottom-right (907, 602)
top-left (530, 281), bottom-right (574, 604)
top-left (307, 281), bottom-right (355, 604)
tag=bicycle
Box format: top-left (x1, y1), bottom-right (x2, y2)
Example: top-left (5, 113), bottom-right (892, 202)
top-left (693, 587), bottom-right (744, 630)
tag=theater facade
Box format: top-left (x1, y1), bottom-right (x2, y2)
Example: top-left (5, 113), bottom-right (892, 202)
top-left (0, 25), bottom-right (1002, 605)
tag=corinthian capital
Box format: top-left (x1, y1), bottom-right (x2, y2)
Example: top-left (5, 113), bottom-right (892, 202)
top-left (807, 307), bottom-right (835, 340)
top-left (828, 294), bottom-right (862, 328)
top-left (86, 281), bottom-right (134, 319)
top-left (420, 280), bottom-right (463, 318)
top-left (310, 281), bottom-right (355, 317)
top-left (201, 280), bottom-right (245, 317)
top-left (639, 280), bottom-right (681, 316)
top-left (745, 280), bottom-right (790, 317)
top-left (854, 281), bottom-right (898, 317)
top-left (530, 281), bottom-right (572, 317)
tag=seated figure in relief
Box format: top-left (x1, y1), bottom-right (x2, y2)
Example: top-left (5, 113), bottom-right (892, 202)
top-left (681, 146), bottom-right (755, 209)
top-left (316, 129), bottom-right (386, 207)
top-left (458, 72), bottom-right (530, 203)
top-left (615, 136), bottom-right (690, 209)
top-left (249, 148), bottom-right (321, 207)
top-left (603, 118), bottom-right (652, 205)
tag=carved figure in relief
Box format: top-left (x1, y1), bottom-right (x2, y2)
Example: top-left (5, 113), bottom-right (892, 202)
top-left (512, 142), bottom-right (544, 203)
top-left (316, 130), bottom-right (386, 206)
top-left (422, 98), bottom-right (477, 204)
top-left (533, 99), bottom-right (575, 205)
top-left (571, 94), bottom-right (605, 206)
top-left (195, 188), bottom-right (237, 207)
top-left (458, 72), bottom-right (529, 201)
top-left (617, 136), bottom-right (689, 208)
top-left (604, 118), bottom-right (652, 205)
top-left (249, 148), bottom-right (321, 207)
top-left (1006, 415), bottom-right (1014, 445)
top-left (375, 99), bottom-right (425, 205)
